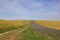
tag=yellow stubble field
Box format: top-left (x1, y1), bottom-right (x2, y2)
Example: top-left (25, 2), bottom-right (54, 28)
top-left (0, 20), bottom-right (30, 29)
top-left (34, 20), bottom-right (60, 30)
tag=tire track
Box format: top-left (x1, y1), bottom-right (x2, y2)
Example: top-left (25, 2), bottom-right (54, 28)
top-left (0, 25), bottom-right (29, 40)
top-left (31, 21), bottom-right (60, 33)
top-left (10, 26), bottom-right (29, 40)
top-left (31, 21), bottom-right (60, 40)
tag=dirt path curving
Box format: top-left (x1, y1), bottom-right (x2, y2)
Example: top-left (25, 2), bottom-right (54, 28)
top-left (31, 21), bottom-right (60, 33)
top-left (0, 25), bottom-right (29, 40)
top-left (10, 26), bottom-right (29, 40)
top-left (31, 21), bottom-right (60, 40)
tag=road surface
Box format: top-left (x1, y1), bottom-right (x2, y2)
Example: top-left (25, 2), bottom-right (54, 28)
top-left (31, 21), bottom-right (60, 33)
top-left (31, 21), bottom-right (60, 40)
top-left (0, 25), bottom-right (29, 40)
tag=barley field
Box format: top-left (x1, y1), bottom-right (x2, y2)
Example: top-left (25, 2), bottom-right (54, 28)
top-left (34, 20), bottom-right (60, 30)
top-left (0, 20), bottom-right (30, 28)
top-left (0, 20), bottom-right (30, 33)
top-left (0, 20), bottom-right (60, 40)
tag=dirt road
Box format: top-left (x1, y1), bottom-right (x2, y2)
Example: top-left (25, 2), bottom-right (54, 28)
top-left (31, 21), bottom-right (60, 40)
top-left (0, 25), bottom-right (29, 40)
top-left (10, 26), bottom-right (29, 40)
top-left (31, 21), bottom-right (60, 33)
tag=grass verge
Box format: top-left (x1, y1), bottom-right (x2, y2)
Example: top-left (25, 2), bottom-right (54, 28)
top-left (0, 25), bottom-right (26, 34)
top-left (18, 26), bottom-right (60, 40)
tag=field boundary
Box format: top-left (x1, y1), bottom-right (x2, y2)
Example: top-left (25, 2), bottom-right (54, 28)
top-left (0, 24), bottom-right (29, 36)
top-left (10, 25), bottom-right (29, 40)
top-left (0, 28), bottom-right (22, 35)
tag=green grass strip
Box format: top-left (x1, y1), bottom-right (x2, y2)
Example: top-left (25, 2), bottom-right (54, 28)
top-left (0, 25), bottom-right (27, 33)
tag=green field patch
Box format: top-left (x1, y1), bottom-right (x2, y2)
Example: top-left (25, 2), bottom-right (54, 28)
top-left (19, 26), bottom-right (48, 40)
top-left (0, 25), bottom-right (26, 33)
top-left (18, 26), bottom-right (60, 40)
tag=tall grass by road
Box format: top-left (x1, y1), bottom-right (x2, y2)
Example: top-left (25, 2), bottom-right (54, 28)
top-left (17, 26), bottom-right (60, 40)
top-left (0, 20), bottom-right (30, 33)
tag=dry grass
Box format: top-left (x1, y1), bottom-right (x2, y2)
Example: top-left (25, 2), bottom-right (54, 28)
top-left (34, 20), bottom-right (60, 30)
top-left (0, 20), bottom-right (30, 29)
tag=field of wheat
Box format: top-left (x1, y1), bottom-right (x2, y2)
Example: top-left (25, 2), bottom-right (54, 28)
top-left (34, 20), bottom-right (60, 30)
top-left (0, 20), bottom-right (60, 40)
top-left (0, 20), bottom-right (30, 33)
top-left (0, 20), bottom-right (30, 28)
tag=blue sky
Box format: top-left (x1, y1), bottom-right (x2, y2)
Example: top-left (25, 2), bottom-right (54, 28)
top-left (0, 0), bottom-right (60, 20)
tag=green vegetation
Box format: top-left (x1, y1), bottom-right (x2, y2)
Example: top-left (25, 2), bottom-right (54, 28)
top-left (0, 20), bottom-right (30, 33)
top-left (0, 25), bottom-right (25, 33)
top-left (0, 20), bottom-right (60, 40)
top-left (18, 26), bottom-right (60, 40)
top-left (0, 25), bottom-right (29, 40)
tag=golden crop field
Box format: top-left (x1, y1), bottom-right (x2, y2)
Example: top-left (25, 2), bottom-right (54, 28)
top-left (0, 20), bottom-right (30, 29)
top-left (34, 20), bottom-right (60, 30)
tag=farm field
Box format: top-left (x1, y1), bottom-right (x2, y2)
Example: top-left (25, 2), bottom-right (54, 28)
top-left (0, 20), bottom-right (30, 33)
top-left (1, 24), bottom-right (60, 40)
top-left (11, 26), bottom-right (60, 40)
top-left (34, 20), bottom-right (60, 30)
top-left (0, 24), bottom-right (29, 40)
top-left (0, 20), bottom-right (60, 40)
